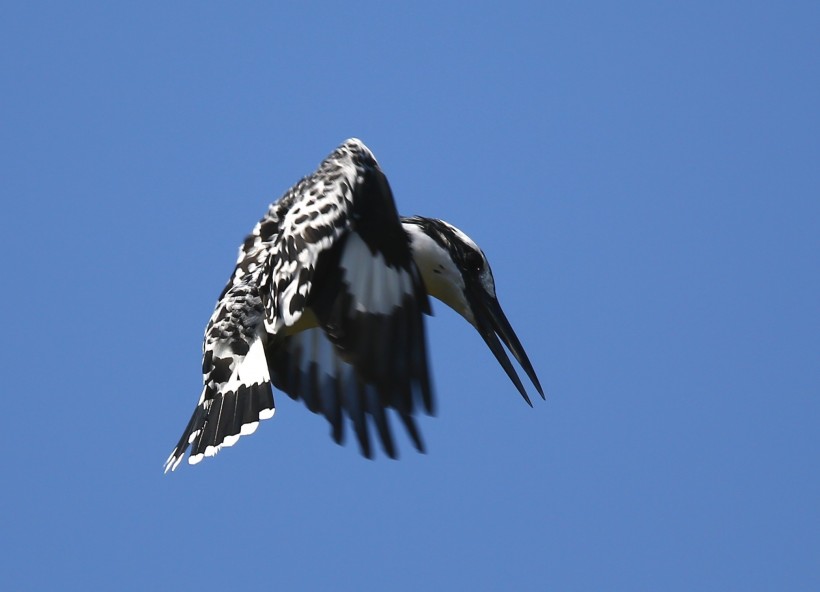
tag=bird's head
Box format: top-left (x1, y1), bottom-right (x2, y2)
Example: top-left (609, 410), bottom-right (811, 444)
top-left (402, 216), bottom-right (544, 405)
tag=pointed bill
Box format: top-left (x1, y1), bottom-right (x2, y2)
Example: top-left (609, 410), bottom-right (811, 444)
top-left (471, 291), bottom-right (544, 405)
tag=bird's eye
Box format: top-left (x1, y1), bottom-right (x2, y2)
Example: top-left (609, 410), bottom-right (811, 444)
top-left (465, 251), bottom-right (484, 272)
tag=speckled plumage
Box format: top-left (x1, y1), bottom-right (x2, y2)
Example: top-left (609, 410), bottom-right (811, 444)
top-left (165, 140), bottom-right (433, 471)
top-left (165, 139), bottom-right (543, 472)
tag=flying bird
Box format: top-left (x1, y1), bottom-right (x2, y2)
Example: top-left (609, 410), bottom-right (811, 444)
top-left (164, 139), bottom-right (543, 472)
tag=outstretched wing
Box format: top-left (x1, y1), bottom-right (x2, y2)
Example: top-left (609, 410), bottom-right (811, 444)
top-left (266, 327), bottom-right (427, 459)
top-left (262, 138), bottom-right (434, 423)
top-left (164, 278), bottom-right (274, 472)
top-left (165, 138), bottom-right (436, 470)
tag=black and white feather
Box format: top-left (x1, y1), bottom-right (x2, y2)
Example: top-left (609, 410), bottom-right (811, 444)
top-left (165, 139), bottom-right (543, 472)
top-left (164, 277), bottom-right (274, 472)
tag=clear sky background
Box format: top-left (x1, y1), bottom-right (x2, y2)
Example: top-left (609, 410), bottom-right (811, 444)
top-left (2, 2), bottom-right (818, 590)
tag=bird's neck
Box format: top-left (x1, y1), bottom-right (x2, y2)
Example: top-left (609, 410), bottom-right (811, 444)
top-left (402, 221), bottom-right (475, 324)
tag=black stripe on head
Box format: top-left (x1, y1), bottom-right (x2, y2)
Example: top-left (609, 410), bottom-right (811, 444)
top-left (402, 216), bottom-right (488, 281)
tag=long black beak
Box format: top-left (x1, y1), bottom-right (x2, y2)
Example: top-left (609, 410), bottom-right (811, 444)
top-left (471, 289), bottom-right (545, 406)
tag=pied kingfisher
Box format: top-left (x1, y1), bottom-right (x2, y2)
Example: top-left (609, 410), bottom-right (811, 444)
top-left (164, 139), bottom-right (543, 472)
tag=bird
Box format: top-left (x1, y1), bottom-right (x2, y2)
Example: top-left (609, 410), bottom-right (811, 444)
top-left (164, 138), bottom-right (543, 472)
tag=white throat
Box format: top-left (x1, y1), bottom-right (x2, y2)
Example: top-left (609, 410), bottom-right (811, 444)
top-left (403, 222), bottom-right (475, 325)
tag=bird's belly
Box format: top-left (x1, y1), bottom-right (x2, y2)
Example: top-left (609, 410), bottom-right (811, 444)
top-left (281, 308), bottom-right (321, 336)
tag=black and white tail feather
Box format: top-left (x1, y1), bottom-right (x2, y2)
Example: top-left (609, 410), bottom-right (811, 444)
top-left (165, 138), bottom-right (544, 472)
top-left (164, 279), bottom-right (275, 472)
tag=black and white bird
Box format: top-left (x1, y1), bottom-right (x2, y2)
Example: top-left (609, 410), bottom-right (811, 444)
top-left (164, 139), bottom-right (543, 472)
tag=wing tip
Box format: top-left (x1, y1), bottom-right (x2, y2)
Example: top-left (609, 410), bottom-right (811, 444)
top-left (164, 396), bottom-right (275, 473)
top-left (163, 450), bottom-right (185, 474)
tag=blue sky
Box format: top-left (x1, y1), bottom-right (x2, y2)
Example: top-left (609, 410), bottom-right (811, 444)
top-left (2, 2), bottom-right (818, 590)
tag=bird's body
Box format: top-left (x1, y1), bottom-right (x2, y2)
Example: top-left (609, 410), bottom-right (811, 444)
top-left (165, 139), bottom-right (542, 472)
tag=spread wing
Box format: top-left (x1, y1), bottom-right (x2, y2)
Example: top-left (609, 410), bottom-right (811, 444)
top-left (266, 327), bottom-right (427, 459)
top-left (163, 278), bottom-right (274, 472)
top-left (262, 139), bottom-right (434, 424)
top-left (165, 138), bottom-right (435, 470)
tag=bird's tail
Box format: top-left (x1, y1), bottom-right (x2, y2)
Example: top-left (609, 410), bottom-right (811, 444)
top-left (163, 381), bottom-right (275, 473)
